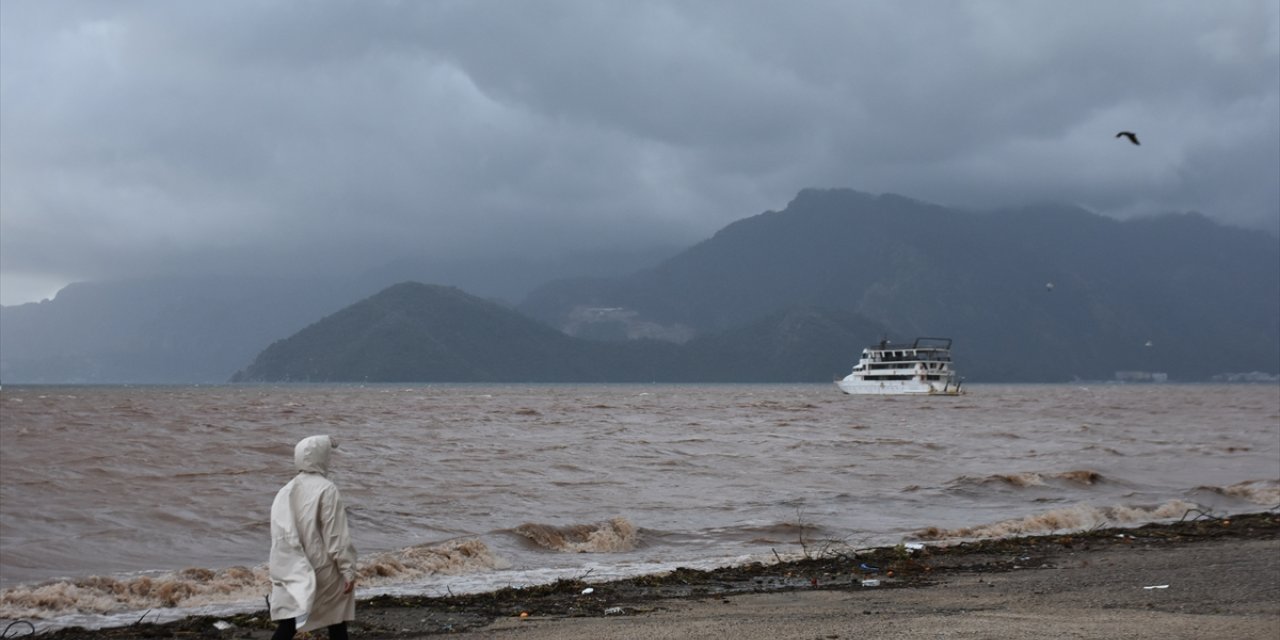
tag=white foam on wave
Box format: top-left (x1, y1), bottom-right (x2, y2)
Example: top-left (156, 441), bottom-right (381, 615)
top-left (0, 538), bottom-right (509, 625)
top-left (513, 517), bottom-right (639, 553)
top-left (0, 566), bottom-right (269, 621)
top-left (911, 499), bottom-right (1200, 540)
top-left (1196, 479), bottom-right (1280, 506)
top-left (358, 538), bottom-right (511, 584)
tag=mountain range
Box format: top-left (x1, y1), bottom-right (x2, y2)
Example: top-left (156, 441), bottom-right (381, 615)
top-left (3, 188), bottom-right (1277, 383)
top-left (520, 189), bottom-right (1279, 381)
top-left (231, 283), bottom-right (886, 383)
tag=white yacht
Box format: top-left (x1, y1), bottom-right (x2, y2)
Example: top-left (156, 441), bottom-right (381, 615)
top-left (836, 337), bottom-right (963, 395)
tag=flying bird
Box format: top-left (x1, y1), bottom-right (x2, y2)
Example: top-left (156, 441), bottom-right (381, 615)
top-left (1116, 131), bottom-right (1140, 145)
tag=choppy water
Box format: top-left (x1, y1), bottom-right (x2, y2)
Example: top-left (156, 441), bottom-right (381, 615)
top-left (1, 383), bottom-right (1277, 630)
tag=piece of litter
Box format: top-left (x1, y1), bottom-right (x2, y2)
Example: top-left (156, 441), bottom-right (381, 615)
top-left (581, 587), bottom-right (594, 595)
top-left (212, 621), bottom-right (234, 630)
top-left (861, 579), bottom-right (880, 587)
top-left (904, 543), bottom-right (925, 552)
top-left (1142, 585), bottom-right (1169, 590)
top-left (604, 606), bottom-right (624, 615)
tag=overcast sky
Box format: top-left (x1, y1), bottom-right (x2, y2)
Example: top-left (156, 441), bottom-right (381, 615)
top-left (2, 1), bottom-right (1277, 305)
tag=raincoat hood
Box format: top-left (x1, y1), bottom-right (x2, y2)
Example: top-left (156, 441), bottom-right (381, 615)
top-left (294, 435), bottom-right (337, 475)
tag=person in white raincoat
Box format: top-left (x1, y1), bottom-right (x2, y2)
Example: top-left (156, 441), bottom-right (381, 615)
top-left (269, 435), bottom-right (358, 640)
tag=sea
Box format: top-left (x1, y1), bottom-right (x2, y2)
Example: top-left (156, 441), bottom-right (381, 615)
top-left (1, 383), bottom-right (1277, 631)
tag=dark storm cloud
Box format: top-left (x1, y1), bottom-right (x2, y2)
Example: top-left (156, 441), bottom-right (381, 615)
top-left (2, 0), bottom-right (1277, 304)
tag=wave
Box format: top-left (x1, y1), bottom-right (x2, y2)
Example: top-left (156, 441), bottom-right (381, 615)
top-left (1193, 480), bottom-right (1280, 506)
top-left (731, 521), bottom-right (832, 546)
top-left (0, 539), bottom-right (506, 620)
top-left (911, 499), bottom-right (1199, 540)
top-left (0, 566), bottom-right (268, 620)
top-left (358, 538), bottom-right (510, 583)
top-left (513, 517), bottom-right (639, 553)
top-left (949, 469), bottom-right (1106, 490)
top-left (172, 468), bottom-right (261, 479)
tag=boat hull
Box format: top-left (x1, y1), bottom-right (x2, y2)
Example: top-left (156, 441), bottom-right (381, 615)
top-left (835, 378), bottom-right (961, 395)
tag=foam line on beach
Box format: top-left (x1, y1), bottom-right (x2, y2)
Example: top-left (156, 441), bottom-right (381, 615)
top-left (0, 538), bottom-right (509, 623)
top-left (911, 499), bottom-right (1199, 540)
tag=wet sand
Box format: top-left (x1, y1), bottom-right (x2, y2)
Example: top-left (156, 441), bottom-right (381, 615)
top-left (31, 512), bottom-right (1280, 639)
top-left (454, 536), bottom-right (1279, 640)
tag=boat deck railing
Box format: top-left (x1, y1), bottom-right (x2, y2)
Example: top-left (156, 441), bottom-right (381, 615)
top-left (870, 337), bottom-right (952, 351)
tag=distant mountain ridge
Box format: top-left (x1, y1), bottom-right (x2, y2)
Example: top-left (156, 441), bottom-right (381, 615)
top-left (520, 188), bottom-right (1279, 381)
top-left (4, 187), bottom-right (1277, 383)
top-left (232, 282), bottom-right (888, 382)
top-left (0, 276), bottom-right (373, 383)
top-left (233, 283), bottom-right (601, 382)
top-left (0, 247), bottom-right (677, 384)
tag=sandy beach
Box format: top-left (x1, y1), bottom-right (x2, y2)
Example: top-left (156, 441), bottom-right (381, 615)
top-left (24, 512), bottom-right (1280, 640)
top-left (453, 537), bottom-right (1279, 640)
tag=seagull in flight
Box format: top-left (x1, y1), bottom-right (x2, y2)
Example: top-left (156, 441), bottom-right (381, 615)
top-left (1116, 131), bottom-right (1140, 145)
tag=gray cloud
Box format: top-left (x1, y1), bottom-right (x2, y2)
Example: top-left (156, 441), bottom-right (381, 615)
top-left (2, 0), bottom-right (1277, 304)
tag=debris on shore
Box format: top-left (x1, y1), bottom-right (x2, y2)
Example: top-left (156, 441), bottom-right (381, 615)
top-left (28, 511), bottom-right (1280, 639)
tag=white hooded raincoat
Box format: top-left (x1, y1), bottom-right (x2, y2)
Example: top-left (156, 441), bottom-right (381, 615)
top-left (269, 435), bottom-right (357, 631)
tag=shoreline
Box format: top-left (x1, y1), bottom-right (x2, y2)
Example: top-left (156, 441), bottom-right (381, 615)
top-left (25, 511), bottom-right (1280, 639)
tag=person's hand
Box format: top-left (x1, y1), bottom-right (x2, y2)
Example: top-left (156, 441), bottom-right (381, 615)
top-left (343, 579), bottom-right (355, 594)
